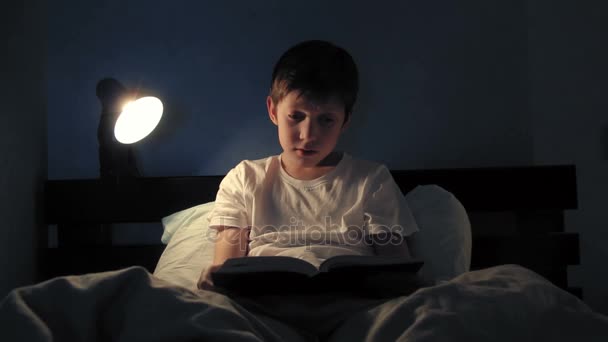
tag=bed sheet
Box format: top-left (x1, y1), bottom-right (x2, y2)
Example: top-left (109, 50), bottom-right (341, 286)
top-left (1, 265), bottom-right (607, 341)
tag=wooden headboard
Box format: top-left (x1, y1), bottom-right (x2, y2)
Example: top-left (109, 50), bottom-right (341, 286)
top-left (42, 164), bottom-right (580, 297)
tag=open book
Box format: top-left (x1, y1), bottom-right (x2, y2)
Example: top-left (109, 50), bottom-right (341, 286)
top-left (211, 255), bottom-right (424, 296)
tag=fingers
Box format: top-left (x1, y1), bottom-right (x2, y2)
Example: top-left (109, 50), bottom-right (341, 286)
top-left (197, 264), bottom-right (224, 291)
top-left (199, 280), bottom-right (215, 291)
top-left (197, 269), bottom-right (213, 290)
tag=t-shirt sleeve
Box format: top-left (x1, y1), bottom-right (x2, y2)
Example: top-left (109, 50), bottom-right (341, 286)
top-left (363, 165), bottom-right (419, 237)
top-left (208, 163), bottom-right (249, 229)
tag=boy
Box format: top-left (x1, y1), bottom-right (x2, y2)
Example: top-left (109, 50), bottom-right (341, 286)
top-left (198, 40), bottom-right (419, 290)
top-left (196, 40), bottom-right (420, 339)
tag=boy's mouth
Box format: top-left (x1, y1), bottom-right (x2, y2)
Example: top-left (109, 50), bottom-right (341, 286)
top-left (294, 148), bottom-right (318, 156)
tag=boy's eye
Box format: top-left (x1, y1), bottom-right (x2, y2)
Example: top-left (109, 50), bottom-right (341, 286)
top-left (320, 116), bottom-right (335, 125)
top-left (288, 113), bottom-right (304, 121)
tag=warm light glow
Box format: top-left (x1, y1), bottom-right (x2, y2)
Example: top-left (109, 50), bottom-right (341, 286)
top-left (114, 96), bottom-right (163, 144)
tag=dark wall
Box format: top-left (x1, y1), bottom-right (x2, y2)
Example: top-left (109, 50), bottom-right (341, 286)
top-left (529, 0), bottom-right (608, 315)
top-left (0, 0), bottom-right (47, 297)
top-left (47, 0), bottom-right (532, 179)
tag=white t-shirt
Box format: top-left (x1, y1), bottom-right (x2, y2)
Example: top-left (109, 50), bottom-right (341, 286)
top-left (208, 153), bottom-right (419, 267)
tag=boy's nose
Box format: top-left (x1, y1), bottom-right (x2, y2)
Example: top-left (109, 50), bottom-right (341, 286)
top-left (299, 121), bottom-right (318, 142)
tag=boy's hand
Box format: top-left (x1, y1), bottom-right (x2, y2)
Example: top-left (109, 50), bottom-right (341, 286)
top-left (198, 226), bottom-right (249, 291)
top-left (197, 264), bottom-right (223, 291)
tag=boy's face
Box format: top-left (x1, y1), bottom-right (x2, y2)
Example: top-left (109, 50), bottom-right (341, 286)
top-left (267, 91), bottom-right (349, 170)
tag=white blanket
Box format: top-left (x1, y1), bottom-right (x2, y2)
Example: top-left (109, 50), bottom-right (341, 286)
top-left (1, 265), bottom-right (607, 341)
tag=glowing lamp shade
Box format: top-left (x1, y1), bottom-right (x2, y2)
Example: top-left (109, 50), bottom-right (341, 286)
top-left (114, 96), bottom-right (163, 144)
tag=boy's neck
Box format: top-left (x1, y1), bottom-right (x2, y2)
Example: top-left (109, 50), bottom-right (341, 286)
top-left (281, 151), bottom-right (343, 181)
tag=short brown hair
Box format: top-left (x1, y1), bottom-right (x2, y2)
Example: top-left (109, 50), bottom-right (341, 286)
top-left (269, 40), bottom-right (359, 123)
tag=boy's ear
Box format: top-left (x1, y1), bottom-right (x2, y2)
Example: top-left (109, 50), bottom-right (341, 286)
top-left (267, 96), bottom-right (278, 126)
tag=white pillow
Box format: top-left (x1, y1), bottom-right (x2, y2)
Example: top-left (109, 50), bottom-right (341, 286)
top-left (405, 184), bottom-right (472, 285)
top-left (154, 202), bottom-right (217, 290)
top-left (160, 201), bottom-right (215, 244)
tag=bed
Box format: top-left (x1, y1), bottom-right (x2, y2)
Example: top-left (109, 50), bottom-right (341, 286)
top-left (2, 164), bottom-right (608, 341)
top-left (41, 164), bottom-right (580, 295)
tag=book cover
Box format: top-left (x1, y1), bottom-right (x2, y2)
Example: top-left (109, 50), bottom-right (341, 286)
top-left (211, 255), bottom-right (424, 296)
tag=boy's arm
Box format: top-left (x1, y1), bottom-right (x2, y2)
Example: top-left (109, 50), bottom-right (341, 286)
top-left (198, 226), bottom-right (249, 290)
top-left (212, 226), bottom-right (250, 264)
top-left (372, 233), bottom-right (412, 258)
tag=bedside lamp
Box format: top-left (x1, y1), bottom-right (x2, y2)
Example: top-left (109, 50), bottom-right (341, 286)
top-left (114, 95), bottom-right (163, 144)
top-left (96, 78), bottom-right (164, 179)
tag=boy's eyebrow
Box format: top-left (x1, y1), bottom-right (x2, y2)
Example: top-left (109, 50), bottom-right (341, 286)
top-left (291, 108), bottom-right (340, 117)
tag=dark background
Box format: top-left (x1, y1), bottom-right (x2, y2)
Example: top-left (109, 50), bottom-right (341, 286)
top-left (1, 0), bottom-right (606, 314)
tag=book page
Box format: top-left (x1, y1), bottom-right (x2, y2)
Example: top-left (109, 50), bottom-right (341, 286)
top-left (216, 256), bottom-right (319, 277)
